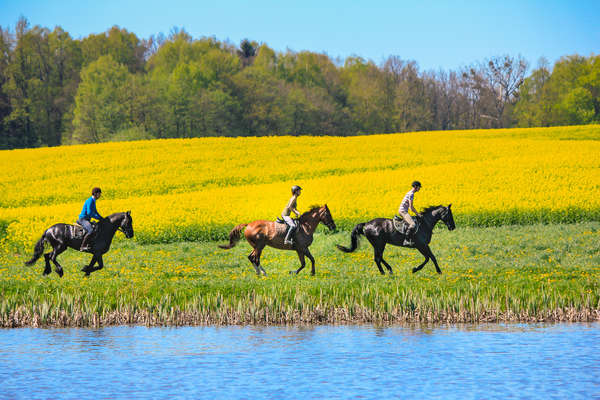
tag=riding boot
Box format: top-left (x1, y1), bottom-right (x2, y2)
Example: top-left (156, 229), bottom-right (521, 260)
top-left (80, 233), bottom-right (92, 251)
top-left (403, 227), bottom-right (415, 246)
top-left (284, 226), bottom-right (295, 245)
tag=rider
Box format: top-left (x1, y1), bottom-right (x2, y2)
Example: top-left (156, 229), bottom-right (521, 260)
top-left (398, 181), bottom-right (422, 242)
top-left (78, 187), bottom-right (103, 251)
top-left (282, 185), bottom-right (302, 245)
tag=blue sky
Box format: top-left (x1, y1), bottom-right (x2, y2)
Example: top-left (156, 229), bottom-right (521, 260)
top-left (1, 0), bottom-right (598, 71)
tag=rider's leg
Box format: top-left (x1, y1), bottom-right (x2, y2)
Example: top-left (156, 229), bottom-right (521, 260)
top-left (283, 216), bottom-right (295, 244)
top-left (399, 212), bottom-right (417, 245)
top-left (78, 218), bottom-right (93, 251)
top-left (399, 212), bottom-right (416, 235)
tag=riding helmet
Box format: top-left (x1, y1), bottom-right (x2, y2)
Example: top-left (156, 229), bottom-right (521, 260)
top-left (291, 185), bottom-right (302, 194)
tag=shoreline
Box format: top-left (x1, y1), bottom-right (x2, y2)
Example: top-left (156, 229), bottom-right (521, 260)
top-left (3, 307), bottom-right (599, 328)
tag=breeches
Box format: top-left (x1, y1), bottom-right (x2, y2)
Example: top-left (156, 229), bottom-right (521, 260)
top-left (398, 212), bottom-right (416, 228)
top-left (283, 216), bottom-right (295, 228)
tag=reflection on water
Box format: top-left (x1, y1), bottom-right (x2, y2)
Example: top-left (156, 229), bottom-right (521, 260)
top-left (0, 323), bottom-right (599, 399)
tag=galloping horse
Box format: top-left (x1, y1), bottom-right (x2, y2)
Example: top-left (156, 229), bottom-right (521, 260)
top-left (219, 205), bottom-right (336, 276)
top-left (25, 212), bottom-right (134, 277)
top-left (337, 205), bottom-right (455, 275)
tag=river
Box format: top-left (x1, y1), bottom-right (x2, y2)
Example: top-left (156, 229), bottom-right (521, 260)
top-left (1, 323), bottom-right (598, 399)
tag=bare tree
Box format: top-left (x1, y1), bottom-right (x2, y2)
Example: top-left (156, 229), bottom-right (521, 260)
top-left (481, 55), bottom-right (528, 126)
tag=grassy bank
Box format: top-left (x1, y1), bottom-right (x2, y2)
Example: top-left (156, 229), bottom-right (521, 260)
top-left (1, 223), bottom-right (599, 327)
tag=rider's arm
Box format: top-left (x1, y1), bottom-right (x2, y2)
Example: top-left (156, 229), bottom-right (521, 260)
top-left (91, 200), bottom-right (102, 220)
top-left (409, 200), bottom-right (420, 216)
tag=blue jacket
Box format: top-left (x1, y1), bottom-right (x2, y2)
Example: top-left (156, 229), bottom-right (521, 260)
top-left (79, 196), bottom-right (102, 220)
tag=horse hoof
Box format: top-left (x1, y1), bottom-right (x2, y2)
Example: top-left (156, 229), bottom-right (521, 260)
top-left (57, 270), bottom-right (64, 278)
top-left (412, 268), bottom-right (418, 273)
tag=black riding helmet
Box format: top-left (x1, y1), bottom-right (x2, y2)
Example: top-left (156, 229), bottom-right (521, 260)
top-left (412, 181), bottom-right (421, 188)
top-left (291, 185), bottom-right (302, 194)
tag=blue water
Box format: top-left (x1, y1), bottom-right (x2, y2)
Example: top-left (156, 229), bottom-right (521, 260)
top-left (0, 324), bottom-right (599, 399)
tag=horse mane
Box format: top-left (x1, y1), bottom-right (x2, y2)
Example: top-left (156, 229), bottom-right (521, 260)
top-left (106, 212), bottom-right (125, 220)
top-left (421, 205), bottom-right (444, 215)
top-left (299, 205), bottom-right (322, 222)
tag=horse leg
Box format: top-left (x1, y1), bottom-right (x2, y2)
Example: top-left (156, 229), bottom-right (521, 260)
top-left (305, 249), bottom-right (316, 276)
top-left (91, 255), bottom-right (105, 273)
top-left (380, 253), bottom-right (394, 275)
top-left (255, 248), bottom-right (267, 276)
top-left (292, 251), bottom-right (306, 275)
top-left (412, 246), bottom-right (430, 274)
top-left (82, 255), bottom-right (97, 276)
top-left (373, 241), bottom-right (394, 275)
top-left (247, 249), bottom-right (263, 276)
top-left (247, 251), bottom-right (260, 275)
top-left (43, 253), bottom-right (52, 275)
top-left (50, 244), bottom-right (67, 278)
top-left (424, 245), bottom-right (442, 274)
top-left (366, 237), bottom-right (386, 275)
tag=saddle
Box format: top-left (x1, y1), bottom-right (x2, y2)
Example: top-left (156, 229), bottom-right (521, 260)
top-left (71, 221), bottom-right (98, 240)
top-left (393, 215), bottom-right (420, 236)
top-left (275, 217), bottom-right (298, 228)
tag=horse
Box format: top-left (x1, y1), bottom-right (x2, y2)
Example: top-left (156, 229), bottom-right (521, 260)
top-left (24, 212), bottom-right (134, 277)
top-left (336, 205), bottom-right (455, 275)
top-left (219, 205), bottom-right (336, 276)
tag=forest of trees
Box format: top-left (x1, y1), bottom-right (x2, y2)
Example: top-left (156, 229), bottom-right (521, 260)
top-left (1, 17), bottom-right (598, 149)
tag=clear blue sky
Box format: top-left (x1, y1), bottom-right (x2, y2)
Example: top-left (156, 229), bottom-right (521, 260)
top-left (1, 0), bottom-right (598, 71)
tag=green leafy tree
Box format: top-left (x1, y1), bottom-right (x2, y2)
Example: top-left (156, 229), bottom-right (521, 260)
top-left (80, 26), bottom-right (146, 73)
top-left (0, 26), bottom-right (13, 148)
top-left (237, 39), bottom-right (258, 67)
top-left (555, 87), bottom-right (595, 124)
top-left (514, 54), bottom-right (599, 127)
top-left (72, 55), bottom-right (130, 142)
top-left (233, 67), bottom-right (291, 135)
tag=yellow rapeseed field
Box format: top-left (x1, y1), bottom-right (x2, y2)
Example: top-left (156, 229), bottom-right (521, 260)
top-left (1, 125), bottom-right (599, 251)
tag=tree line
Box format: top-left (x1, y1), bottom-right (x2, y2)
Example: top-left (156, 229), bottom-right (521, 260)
top-left (1, 17), bottom-right (598, 149)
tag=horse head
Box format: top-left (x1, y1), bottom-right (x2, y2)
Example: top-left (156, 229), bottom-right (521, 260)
top-left (440, 204), bottom-right (455, 231)
top-left (118, 211), bottom-right (134, 238)
top-left (319, 204), bottom-right (336, 231)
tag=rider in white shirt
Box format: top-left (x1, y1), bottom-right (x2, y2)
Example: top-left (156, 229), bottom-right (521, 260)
top-left (398, 181), bottom-right (422, 237)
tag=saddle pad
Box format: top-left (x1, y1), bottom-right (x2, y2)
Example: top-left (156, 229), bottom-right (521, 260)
top-left (71, 224), bottom-right (86, 239)
top-left (393, 216), bottom-right (419, 235)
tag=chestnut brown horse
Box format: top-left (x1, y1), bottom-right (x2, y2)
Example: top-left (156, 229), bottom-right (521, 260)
top-left (219, 205), bottom-right (336, 276)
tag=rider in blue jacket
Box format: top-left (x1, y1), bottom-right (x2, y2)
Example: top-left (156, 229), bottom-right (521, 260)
top-left (77, 187), bottom-right (103, 251)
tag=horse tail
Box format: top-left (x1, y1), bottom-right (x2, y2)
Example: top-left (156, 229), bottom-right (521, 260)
top-left (24, 233), bottom-right (46, 266)
top-left (218, 224), bottom-right (248, 249)
top-left (336, 223), bottom-right (365, 253)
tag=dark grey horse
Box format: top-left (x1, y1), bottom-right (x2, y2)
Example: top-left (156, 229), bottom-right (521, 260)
top-left (336, 205), bottom-right (455, 275)
top-left (25, 212), bottom-right (134, 277)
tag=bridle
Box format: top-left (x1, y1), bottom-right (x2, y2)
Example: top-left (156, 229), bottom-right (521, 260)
top-left (319, 207), bottom-right (336, 230)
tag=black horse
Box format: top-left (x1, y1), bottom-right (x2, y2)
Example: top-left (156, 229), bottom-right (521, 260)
top-left (24, 212), bottom-right (134, 277)
top-left (336, 205), bottom-right (455, 275)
